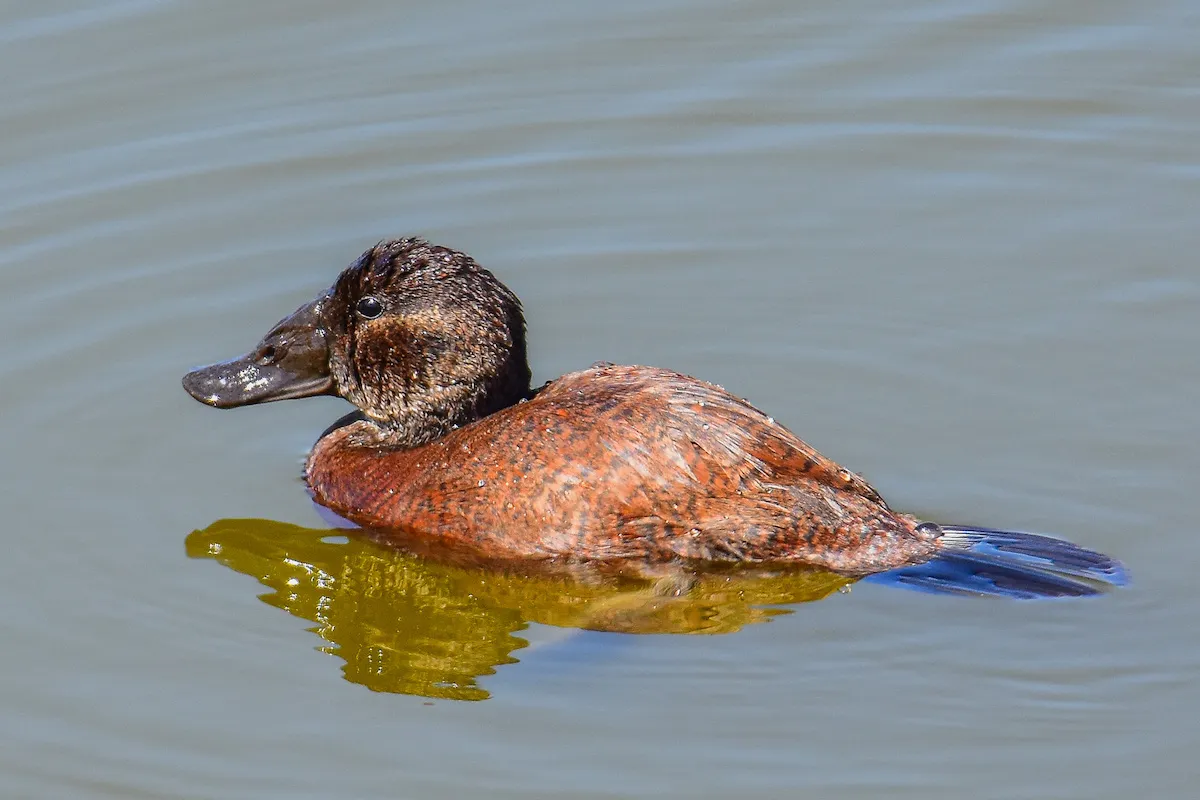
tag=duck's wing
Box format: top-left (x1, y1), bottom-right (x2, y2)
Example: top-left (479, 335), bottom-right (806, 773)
top-left (654, 373), bottom-right (888, 505)
top-left (565, 367), bottom-right (933, 571)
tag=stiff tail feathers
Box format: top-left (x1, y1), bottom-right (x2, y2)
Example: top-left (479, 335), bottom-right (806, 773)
top-left (864, 525), bottom-right (1129, 600)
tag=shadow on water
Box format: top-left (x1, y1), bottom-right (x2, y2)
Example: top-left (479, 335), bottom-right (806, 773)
top-left (186, 518), bottom-right (854, 701)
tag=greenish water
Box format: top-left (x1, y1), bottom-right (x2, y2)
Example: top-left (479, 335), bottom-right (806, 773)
top-left (1, 1), bottom-right (1196, 797)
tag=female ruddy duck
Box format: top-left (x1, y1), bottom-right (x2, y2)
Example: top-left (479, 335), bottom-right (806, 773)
top-left (184, 238), bottom-right (1126, 595)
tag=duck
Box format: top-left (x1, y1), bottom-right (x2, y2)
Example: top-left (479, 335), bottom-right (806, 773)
top-left (183, 237), bottom-right (1126, 596)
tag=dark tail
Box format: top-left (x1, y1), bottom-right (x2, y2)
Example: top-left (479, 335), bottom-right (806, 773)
top-left (864, 525), bottom-right (1129, 599)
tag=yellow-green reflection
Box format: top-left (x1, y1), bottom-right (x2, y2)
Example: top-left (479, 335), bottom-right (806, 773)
top-left (186, 519), bottom-right (853, 701)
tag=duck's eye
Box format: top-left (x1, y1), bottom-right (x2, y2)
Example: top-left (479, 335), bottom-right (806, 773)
top-left (356, 296), bottom-right (384, 319)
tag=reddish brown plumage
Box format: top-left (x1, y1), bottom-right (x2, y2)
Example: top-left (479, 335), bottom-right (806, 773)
top-left (306, 363), bottom-right (940, 574)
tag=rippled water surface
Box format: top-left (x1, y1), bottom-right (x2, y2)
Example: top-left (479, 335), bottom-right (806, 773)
top-left (2, 1), bottom-right (1197, 797)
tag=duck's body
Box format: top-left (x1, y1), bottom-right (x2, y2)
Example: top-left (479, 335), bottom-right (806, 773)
top-left (184, 237), bottom-right (1126, 596)
top-left (308, 363), bottom-right (937, 572)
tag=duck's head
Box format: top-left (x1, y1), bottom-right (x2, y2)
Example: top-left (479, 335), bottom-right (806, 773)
top-left (183, 238), bottom-right (532, 446)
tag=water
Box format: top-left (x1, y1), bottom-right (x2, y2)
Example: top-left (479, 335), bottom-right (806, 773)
top-left (2, 1), bottom-right (1196, 797)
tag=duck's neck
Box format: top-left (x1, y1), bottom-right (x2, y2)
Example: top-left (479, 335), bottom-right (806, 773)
top-left (354, 360), bottom-right (533, 451)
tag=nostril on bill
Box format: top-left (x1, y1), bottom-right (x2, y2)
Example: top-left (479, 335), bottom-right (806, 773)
top-left (256, 345), bottom-right (278, 365)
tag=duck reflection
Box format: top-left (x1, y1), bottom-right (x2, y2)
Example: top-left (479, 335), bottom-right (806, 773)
top-left (186, 518), bottom-right (853, 701)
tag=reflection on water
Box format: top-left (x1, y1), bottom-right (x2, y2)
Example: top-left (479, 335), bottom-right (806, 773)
top-left (186, 519), bottom-right (852, 700)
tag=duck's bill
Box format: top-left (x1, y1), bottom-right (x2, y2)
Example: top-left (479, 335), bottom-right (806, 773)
top-left (182, 356), bottom-right (333, 408)
top-left (182, 298), bottom-right (335, 408)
